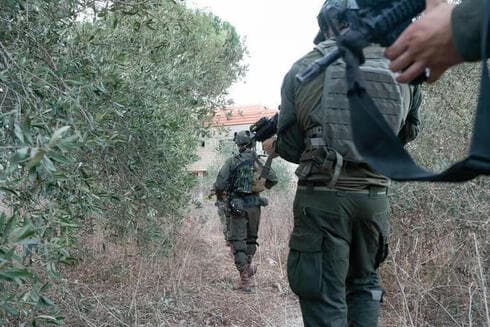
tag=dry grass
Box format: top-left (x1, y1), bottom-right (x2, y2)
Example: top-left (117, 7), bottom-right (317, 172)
top-left (48, 176), bottom-right (488, 327)
top-left (51, 188), bottom-right (301, 326)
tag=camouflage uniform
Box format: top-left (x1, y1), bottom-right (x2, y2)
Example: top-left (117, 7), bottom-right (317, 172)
top-left (276, 2), bottom-right (421, 325)
top-left (215, 131), bottom-right (278, 292)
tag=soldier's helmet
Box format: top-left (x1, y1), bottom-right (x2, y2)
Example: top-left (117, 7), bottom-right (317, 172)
top-left (234, 130), bottom-right (253, 146)
top-left (315, 0), bottom-right (353, 44)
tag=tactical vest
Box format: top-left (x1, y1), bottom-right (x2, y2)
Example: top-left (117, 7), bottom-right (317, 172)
top-left (308, 40), bottom-right (409, 163)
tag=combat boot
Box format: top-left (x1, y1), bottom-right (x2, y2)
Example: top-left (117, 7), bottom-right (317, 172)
top-left (246, 260), bottom-right (257, 277)
top-left (240, 269), bottom-right (253, 293)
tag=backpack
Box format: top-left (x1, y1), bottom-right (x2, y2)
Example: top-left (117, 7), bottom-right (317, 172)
top-left (230, 155), bottom-right (268, 194)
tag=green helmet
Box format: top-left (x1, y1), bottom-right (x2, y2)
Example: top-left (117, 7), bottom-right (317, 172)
top-left (315, 0), bottom-right (384, 44)
top-left (315, 0), bottom-right (357, 44)
top-left (234, 130), bottom-right (253, 146)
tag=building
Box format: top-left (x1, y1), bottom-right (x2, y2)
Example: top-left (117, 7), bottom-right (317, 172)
top-left (187, 105), bottom-right (278, 177)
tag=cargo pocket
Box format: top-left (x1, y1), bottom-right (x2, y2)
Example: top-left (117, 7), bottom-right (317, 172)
top-left (373, 212), bottom-right (390, 268)
top-left (287, 229), bottom-right (324, 300)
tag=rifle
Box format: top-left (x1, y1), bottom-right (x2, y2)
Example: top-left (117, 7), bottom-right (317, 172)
top-left (249, 113), bottom-right (279, 181)
top-left (296, 0), bottom-right (426, 84)
top-left (249, 113), bottom-right (278, 142)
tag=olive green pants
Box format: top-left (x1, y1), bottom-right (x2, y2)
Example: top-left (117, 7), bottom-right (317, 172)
top-left (230, 205), bottom-right (261, 272)
top-left (287, 187), bottom-right (389, 327)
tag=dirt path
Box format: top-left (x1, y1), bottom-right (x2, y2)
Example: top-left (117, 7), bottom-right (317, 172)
top-left (163, 201), bottom-right (303, 326)
top-left (57, 194), bottom-right (303, 326)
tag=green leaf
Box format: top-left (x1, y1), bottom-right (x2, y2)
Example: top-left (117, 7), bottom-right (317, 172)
top-left (0, 247), bottom-right (17, 261)
top-left (11, 147), bottom-right (29, 163)
top-left (29, 287), bottom-right (40, 303)
top-left (0, 302), bottom-right (19, 315)
top-left (45, 152), bottom-right (70, 165)
top-left (10, 225), bottom-right (36, 242)
top-left (65, 79), bottom-right (84, 86)
top-left (22, 116), bottom-right (33, 144)
top-left (0, 269), bottom-right (33, 285)
top-left (48, 126), bottom-right (71, 147)
top-left (0, 187), bottom-right (19, 197)
top-left (41, 156), bottom-right (57, 173)
top-left (2, 216), bottom-right (16, 242)
top-left (59, 256), bottom-right (77, 265)
top-left (58, 221), bottom-right (79, 228)
top-left (39, 295), bottom-right (55, 307)
top-left (0, 213), bottom-right (4, 230)
top-left (14, 123), bottom-right (24, 143)
top-left (26, 148), bottom-right (46, 170)
top-left (34, 315), bottom-right (64, 325)
top-left (47, 262), bottom-right (59, 278)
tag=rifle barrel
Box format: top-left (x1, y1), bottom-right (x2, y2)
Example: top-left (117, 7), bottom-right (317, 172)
top-left (296, 48), bottom-right (341, 83)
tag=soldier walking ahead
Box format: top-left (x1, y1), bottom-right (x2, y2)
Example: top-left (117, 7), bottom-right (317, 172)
top-left (214, 130), bottom-right (278, 293)
top-left (274, 1), bottom-right (422, 325)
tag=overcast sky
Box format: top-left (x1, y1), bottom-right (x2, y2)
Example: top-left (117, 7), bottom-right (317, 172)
top-left (187, 0), bottom-right (325, 107)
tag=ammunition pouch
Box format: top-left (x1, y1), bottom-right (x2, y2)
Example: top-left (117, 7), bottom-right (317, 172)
top-left (295, 134), bottom-right (344, 188)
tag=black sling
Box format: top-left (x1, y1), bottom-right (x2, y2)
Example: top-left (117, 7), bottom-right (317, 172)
top-left (346, 0), bottom-right (490, 182)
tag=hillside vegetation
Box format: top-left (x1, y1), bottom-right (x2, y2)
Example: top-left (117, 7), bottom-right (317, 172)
top-left (0, 0), bottom-right (245, 324)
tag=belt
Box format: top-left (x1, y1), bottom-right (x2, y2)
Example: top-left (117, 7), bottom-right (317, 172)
top-left (297, 184), bottom-right (387, 195)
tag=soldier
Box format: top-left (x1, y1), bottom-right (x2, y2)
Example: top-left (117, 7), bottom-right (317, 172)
top-left (214, 130), bottom-right (278, 293)
top-left (274, 1), bottom-right (422, 326)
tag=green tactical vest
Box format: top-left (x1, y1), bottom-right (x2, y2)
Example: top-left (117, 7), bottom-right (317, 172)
top-left (309, 40), bottom-right (410, 163)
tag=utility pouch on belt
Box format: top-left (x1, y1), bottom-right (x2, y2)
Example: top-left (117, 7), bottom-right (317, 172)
top-left (229, 198), bottom-right (245, 215)
top-left (295, 140), bottom-right (344, 188)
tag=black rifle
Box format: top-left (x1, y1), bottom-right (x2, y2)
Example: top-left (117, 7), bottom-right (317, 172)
top-left (296, 0), bottom-right (426, 84)
top-left (249, 113), bottom-right (278, 142)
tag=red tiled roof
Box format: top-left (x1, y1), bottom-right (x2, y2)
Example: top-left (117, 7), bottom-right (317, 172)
top-left (213, 105), bottom-right (278, 127)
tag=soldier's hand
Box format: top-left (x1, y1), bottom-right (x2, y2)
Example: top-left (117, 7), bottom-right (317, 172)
top-left (385, 1), bottom-right (463, 83)
top-left (262, 136), bottom-right (278, 158)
